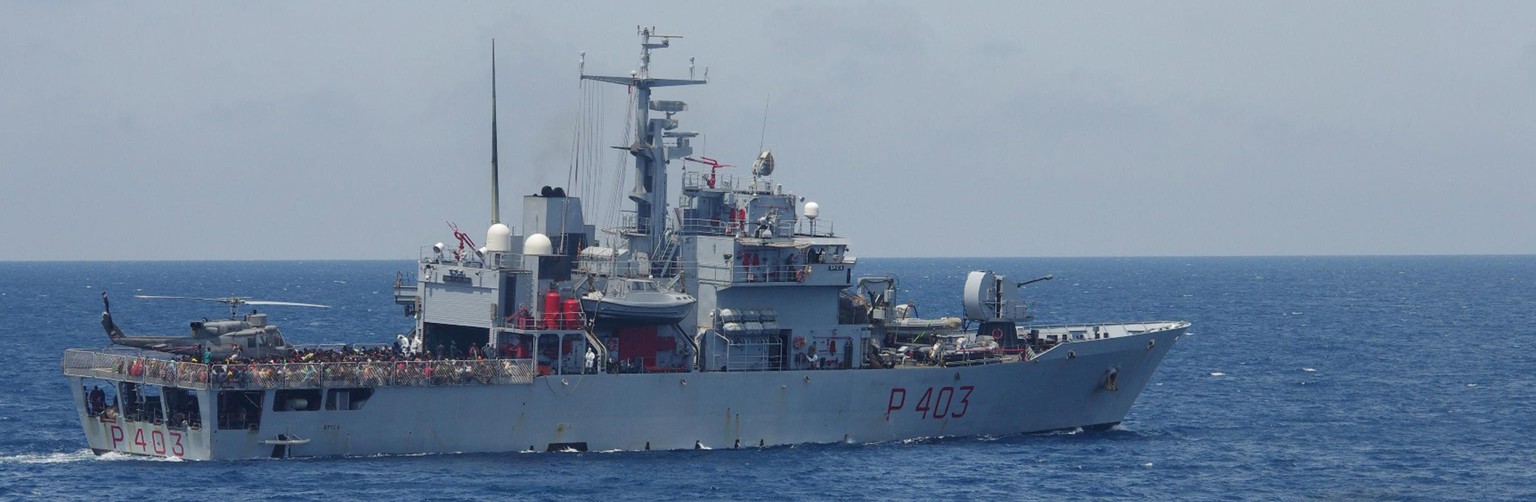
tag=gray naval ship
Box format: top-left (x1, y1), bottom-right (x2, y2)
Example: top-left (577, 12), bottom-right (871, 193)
top-left (63, 28), bottom-right (1188, 460)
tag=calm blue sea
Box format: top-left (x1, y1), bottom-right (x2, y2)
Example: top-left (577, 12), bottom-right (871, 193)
top-left (2, 257), bottom-right (1533, 500)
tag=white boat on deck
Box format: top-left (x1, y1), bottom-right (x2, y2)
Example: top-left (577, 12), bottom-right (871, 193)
top-left (581, 278), bottom-right (695, 325)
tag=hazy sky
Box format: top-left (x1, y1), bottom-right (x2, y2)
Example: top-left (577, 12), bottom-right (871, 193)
top-left (3, 1), bottom-right (1533, 260)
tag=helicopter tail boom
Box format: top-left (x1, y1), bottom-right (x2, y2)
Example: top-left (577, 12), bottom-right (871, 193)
top-left (101, 292), bottom-right (126, 342)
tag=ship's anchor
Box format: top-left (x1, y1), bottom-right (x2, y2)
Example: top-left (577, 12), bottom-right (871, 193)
top-left (1104, 368), bottom-right (1119, 391)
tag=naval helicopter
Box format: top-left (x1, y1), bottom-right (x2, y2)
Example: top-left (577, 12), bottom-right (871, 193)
top-left (98, 292), bottom-right (329, 360)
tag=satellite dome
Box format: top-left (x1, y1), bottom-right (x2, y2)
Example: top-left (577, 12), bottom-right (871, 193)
top-left (523, 233), bottom-right (554, 256)
top-left (804, 201), bottom-right (819, 220)
top-left (486, 223), bottom-right (512, 252)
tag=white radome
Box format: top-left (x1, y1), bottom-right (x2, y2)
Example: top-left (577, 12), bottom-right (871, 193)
top-left (523, 233), bottom-right (554, 256)
top-left (486, 223), bottom-right (512, 252)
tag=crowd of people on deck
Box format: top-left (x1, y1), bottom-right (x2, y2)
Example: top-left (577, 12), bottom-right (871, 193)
top-left (166, 339), bottom-right (519, 367)
top-left (108, 339), bottom-right (540, 389)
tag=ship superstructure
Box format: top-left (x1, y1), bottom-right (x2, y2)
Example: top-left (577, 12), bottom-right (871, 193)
top-left (62, 28), bottom-right (1188, 459)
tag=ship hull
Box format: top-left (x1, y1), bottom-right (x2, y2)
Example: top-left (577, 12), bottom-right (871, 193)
top-left (70, 323), bottom-right (1183, 460)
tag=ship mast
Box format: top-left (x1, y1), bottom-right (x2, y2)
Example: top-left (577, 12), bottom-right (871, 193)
top-left (491, 39), bottom-right (501, 225)
top-left (580, 27), bottom-right (705, 265)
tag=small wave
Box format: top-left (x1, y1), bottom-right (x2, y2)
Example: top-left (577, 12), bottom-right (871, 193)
top-left (1466, 383), bottom-right (1478, 387)
top-left (1302, 368), bottom-right (1317, 372)
top-left (0, 450), bottom-right (183, 463)
top-left (0, 451), bottom-right (96, 464)
top-left (98, 451), bottom-right (182, 462)
top-left (1209, 372), bottom-right (1226, 377)
top-left (1141, 462), bottom-right (1153, 468)
top-left (365, 451), bottom-right (436, 458)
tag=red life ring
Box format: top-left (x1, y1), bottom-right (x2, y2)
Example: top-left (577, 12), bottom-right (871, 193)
top-left (990, 327), bottom-right (1004, 338)
top-left (796, 267), bottom-right (808, 282)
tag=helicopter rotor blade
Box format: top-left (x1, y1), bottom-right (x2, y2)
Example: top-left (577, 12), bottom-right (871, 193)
top-left (133, 295), bottom-right (233, 303)
top-left (243, 300), bottom-right (331, 309)
top-left (135, 295), bottom-right (328, 309)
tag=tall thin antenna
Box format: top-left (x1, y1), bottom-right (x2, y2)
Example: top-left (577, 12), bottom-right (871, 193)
top-left (490, 39), bottom-right (501, 225)
top-left (758, 94), bottom-right (771, 152)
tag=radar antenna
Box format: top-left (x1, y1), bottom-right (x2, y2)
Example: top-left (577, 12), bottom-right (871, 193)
top-left (752, 150), bottom-right (775, 177)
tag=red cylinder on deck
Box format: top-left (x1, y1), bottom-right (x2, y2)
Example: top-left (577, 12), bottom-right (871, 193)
top-left (544, 291), bottom-right (561, 329)
top-left (562, 298), bottom-right (581, 329)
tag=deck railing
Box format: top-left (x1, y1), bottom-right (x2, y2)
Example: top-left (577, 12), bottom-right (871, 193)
top-left (62, 349), bottom-right (538, 390)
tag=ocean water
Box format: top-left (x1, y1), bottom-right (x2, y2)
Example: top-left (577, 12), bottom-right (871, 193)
top-left (2, 256), bottom-right (1533, 500)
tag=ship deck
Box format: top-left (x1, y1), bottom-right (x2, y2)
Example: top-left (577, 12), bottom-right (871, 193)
top-left (63, 321), bottom-right (1187, 391)
top-left (62, 347), bottom-right (539, 391)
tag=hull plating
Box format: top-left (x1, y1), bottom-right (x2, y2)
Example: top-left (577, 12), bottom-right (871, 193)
top-left (72, 324), bottom-right (1182, 460)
